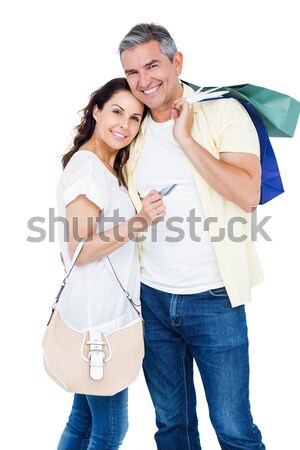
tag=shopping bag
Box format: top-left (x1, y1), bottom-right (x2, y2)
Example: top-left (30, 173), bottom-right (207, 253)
top-left (239, 101), bottom-right (284, 204)
top-left (182, 81), bottom-right (300, 137)
top-left (182, 80), bottom-right (289, 204)
top-left (224, 84), bottom-right (300, 137)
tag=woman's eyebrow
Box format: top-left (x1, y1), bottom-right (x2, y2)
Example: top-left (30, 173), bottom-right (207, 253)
top-left (112, 104), bottom-right (143, 117)
top-left (112, 103), bottom-right (124, 110)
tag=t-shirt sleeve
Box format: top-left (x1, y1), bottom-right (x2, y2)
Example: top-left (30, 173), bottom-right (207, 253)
top-left (217, 98), bottom-right (260, 157)
top-left (61, 152), bottom-right (109, 210)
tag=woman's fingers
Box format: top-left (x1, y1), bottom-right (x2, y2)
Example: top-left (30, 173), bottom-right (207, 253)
top-left (140, 190), bottom-right (166, 224)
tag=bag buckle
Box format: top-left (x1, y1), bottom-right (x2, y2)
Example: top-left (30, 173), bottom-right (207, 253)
top-left (87, 332), bottom-right (106, 381)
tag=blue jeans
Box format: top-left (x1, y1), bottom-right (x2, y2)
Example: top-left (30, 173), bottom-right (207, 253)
top-left (141, 283), bottom-right (265, 450)
top-left (57, 390), bottom-right (128, 450)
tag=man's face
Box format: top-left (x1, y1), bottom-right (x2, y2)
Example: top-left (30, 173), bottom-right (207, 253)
top-left (121, 40), bottom-right (183, 114)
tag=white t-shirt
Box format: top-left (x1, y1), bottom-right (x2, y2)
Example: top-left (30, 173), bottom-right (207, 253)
top-left (135, 115), bottom-right (224, 294)
top-left (56, 151), bottom-right (140, 333)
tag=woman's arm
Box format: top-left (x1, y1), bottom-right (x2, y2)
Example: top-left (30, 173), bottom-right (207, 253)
top-left (66, 190), bottom-right (165, 266)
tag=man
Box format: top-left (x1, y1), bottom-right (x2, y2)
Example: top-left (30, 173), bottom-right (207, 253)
top-left (119, 23), bottom-right (265, 450)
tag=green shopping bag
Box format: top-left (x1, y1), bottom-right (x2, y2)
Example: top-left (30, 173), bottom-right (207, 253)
top-left (183, 81), bottom-right (300, 138)
top-left (224, 84), bottom-right (300, 137)
top-left (181, 80), bottom-right (299, 205)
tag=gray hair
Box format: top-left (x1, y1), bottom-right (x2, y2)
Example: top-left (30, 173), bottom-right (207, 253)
top-left (118, 23), bottom-right (177, 62)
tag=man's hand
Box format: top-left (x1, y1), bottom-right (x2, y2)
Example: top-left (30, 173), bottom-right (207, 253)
top-left (170, 98), bottom-right (261, 212)
top-left (171, 98), bottom-right (195, 149)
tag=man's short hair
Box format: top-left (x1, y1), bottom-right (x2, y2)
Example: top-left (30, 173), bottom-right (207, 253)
top-left (118, 23), bottom-right (177, 62)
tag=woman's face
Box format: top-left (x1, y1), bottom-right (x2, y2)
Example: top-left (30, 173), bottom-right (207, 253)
top-left (93, 90), bottom-right (144, 150)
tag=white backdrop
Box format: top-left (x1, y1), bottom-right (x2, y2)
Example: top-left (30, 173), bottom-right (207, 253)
top-left (1, 0), bottom-right (299, 449)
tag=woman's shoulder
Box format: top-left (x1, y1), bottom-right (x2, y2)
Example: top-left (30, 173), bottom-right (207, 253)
top-left (68, 149), bottom-right (96, 168)
top-left (61, 150), bottom-right (113, 196)
top-left (64, 150), bottom-right (109, 178)
top-left (57, 150), bottom-right (110, 210)
top-left (59, 151), bottom-right (91, 184)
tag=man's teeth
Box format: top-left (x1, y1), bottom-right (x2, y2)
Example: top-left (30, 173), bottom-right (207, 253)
top-left (143, 85), bottom-right (160, 94)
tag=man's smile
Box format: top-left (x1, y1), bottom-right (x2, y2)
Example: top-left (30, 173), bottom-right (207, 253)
top-left (140, 83), bottom-right (162, 95)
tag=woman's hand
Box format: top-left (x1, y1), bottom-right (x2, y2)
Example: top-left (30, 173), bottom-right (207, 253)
top-left (171, 98), bottom-right (195, 149)
top-left (66, 191), bottom-right (165, 266)
top-left (138, 190), bottom-right (166, 227)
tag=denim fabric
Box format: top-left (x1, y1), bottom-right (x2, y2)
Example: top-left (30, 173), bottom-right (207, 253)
top-left (57, 390), bottom-right (128, 450)
top-left (141, 283), bottom-right (265, 450)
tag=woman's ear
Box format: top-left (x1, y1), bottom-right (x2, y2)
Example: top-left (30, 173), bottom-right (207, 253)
top-left (93, 105), bottom-right (100, 122)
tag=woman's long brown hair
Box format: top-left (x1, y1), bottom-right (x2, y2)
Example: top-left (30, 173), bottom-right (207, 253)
top-left (62, 78), bottom-right (146, 186)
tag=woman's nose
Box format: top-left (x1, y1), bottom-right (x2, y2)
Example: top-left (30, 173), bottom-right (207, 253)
top-left (120, 116), bottom-right (129, 129)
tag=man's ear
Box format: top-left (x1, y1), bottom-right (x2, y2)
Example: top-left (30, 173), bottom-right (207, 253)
top-left (173, 52), bottom-right (183, 76)
top-left (93, 105), bottom-right (100, 122)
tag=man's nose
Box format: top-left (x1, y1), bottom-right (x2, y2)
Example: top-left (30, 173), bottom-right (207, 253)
top-left (138, 70), bottom-right (152, 89)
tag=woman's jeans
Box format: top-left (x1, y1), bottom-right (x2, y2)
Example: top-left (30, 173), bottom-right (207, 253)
top-left (57, 389), bottom-right (128, 450)
top-left (141, 283), bottom-right (265, 450)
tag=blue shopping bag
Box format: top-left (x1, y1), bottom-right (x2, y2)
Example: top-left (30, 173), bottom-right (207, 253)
top-left (182, 80), bottom-right (286, 204)
top-left (238, 101), bottom-right (284, 204)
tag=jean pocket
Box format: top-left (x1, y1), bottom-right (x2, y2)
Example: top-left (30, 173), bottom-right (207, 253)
top-left (208, 287), bottom-right (228, 297)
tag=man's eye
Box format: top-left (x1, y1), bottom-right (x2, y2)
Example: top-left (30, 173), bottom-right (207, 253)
top-left (149, 64), bottom-right (158, 69)
top-left (127, 71), bottom-right (137, 76)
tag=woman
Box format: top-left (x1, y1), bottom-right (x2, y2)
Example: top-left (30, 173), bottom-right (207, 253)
top-left (56, 78), bottom-right (165, 450)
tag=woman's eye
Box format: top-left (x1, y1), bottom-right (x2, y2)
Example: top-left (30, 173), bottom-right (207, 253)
top-left (113, 109), bottom-right (121, 115)
top-left (131, 116), bottom-right (140, 122)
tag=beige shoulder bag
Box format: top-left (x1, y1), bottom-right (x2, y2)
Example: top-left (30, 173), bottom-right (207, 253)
top-left (42, 240), bottom-right (144, 396)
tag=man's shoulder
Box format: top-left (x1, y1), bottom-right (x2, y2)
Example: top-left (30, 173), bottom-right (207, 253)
top-left (194, 97), bottom-right (237, 112)
top-left (193, 98), bottom-right (245, 125)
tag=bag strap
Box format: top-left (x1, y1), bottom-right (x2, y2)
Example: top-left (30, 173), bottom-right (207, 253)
top-left (47, 239), bottom-right (86, 325)
top-left (65, 238), bottom-right (87, 279)
top-left (47, 239), bottom-right (140, 325)
top-left (105, 255), bottom-right (141, 317)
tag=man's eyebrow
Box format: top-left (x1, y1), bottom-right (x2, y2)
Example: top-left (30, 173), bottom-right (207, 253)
top-left (112, 104), bottom-right (142, 116)
top-left (124, 59), bottom-right (160, 74)
top-left (144, 59), bottom-right (159, 68)
top-left (124, 68), bottom-right (136, 75)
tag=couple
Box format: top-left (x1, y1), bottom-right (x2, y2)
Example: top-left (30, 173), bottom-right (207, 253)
top-left (56, 23), bottom-right (265, 450)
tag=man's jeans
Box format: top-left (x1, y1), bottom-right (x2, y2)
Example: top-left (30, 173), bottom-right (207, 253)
top-left (57, 390), bottom-right (128, 450)
top-left (141, 283), bottom-right (265, 450)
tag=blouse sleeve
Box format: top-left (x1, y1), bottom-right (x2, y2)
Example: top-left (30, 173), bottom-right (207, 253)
top-left (60, 152), bottom-right (110, 211)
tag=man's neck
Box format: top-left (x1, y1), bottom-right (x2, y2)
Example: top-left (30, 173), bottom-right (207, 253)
top-left (150, 107), bottom-right (173, 123)
top-left (150, 83), bottom-right (183, 123)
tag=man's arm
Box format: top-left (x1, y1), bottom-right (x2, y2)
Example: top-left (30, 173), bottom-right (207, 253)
top-left (171, 99), bottom-right (261, 212)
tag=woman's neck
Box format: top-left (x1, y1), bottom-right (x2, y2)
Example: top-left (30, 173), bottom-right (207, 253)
top-left (80, 137), bottom-right (117, 174)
